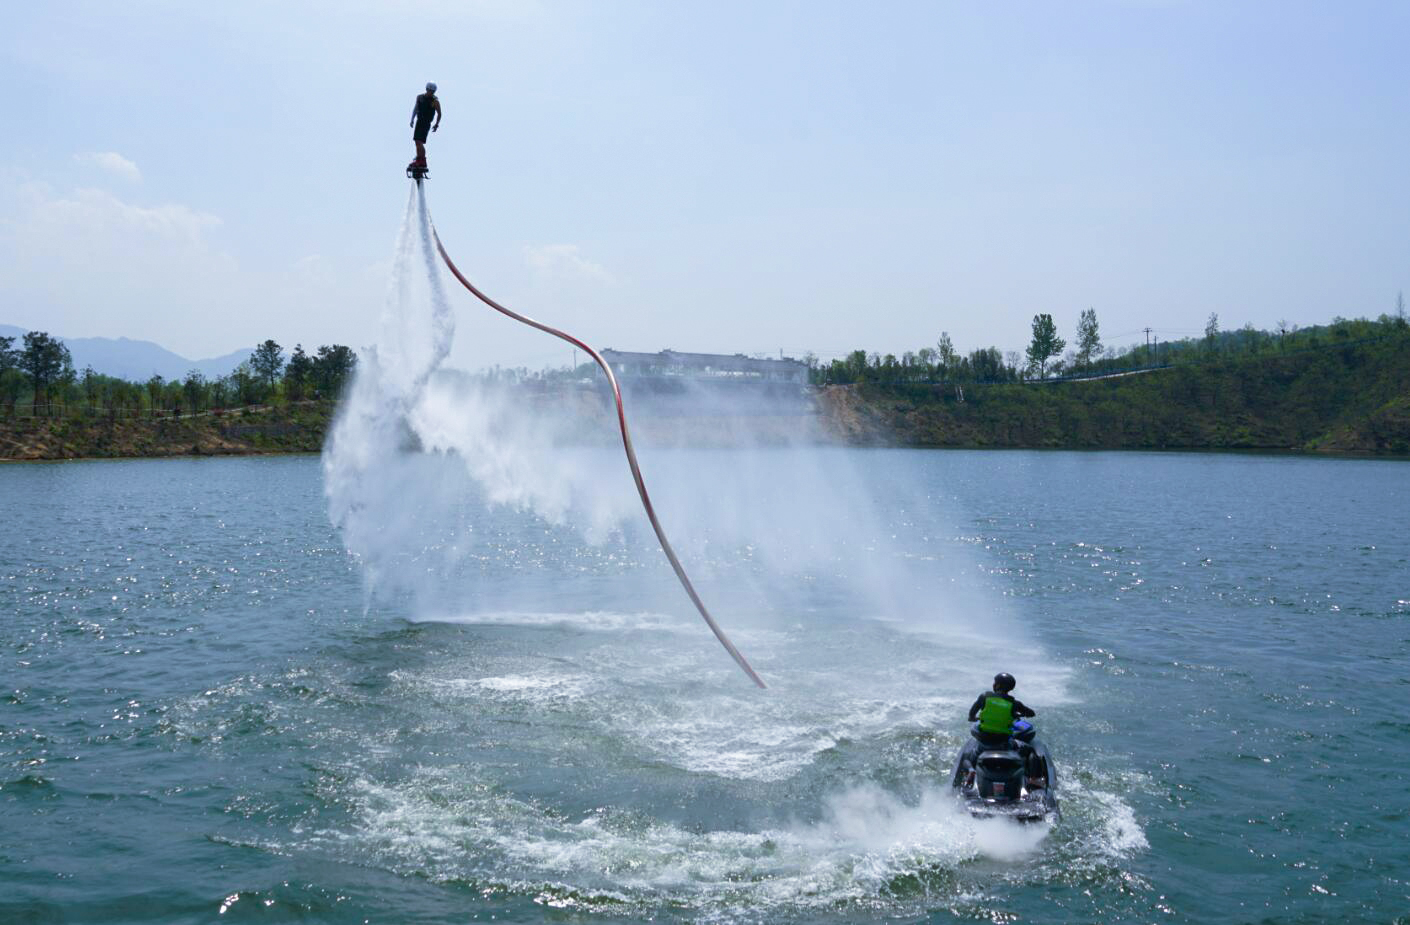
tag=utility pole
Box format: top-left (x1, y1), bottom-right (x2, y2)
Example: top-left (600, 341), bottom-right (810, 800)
top-left (1144, 327), bottom-right (1153, 366)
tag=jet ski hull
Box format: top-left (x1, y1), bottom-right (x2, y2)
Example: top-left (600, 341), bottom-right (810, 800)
top-left (951, 733), bottom-right (1060, 824)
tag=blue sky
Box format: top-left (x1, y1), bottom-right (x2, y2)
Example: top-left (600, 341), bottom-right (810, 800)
top-left (2, 0), bottom-right (1407, 371)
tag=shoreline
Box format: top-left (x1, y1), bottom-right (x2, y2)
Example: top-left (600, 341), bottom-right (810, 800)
top-left (2, 434), bottom-right (1405, 465)
top-left (4, 355), bottom-right (1408, 461)
top-left (0, 401), bottom-right (337, 462)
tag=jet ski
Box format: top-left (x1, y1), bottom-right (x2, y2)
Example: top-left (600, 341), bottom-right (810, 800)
top-left (950, 720), bottom-right (1060, 823)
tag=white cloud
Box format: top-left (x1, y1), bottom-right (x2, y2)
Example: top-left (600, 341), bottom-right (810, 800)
top-left (0, 179), bottom-right (385, 358)
top-left (21, 185), bottom-right (219, 242)
top-left (0, 182), bottom-right (236, 339)
top-left (74, 151), bottom-right (142, 183)
top-left (523, 243), bottom-right (613, 284)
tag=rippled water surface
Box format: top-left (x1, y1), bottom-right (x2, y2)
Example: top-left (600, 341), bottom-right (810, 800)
top-left (2, 451), bottom-right (1407, 924)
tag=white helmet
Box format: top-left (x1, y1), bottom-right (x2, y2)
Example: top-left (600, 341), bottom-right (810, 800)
top-left (425, 82), bottom-right (437, 93)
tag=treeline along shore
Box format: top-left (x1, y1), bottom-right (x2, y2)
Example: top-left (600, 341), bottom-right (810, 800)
top-left (0, 334), bottom-right (354, 460)
top-left (2, 314), bottom-right (1409, 460)
top-left (818, 325), bottom-right (1410, 454)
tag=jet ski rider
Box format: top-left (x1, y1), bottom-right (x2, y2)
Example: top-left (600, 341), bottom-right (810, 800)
top-left (968, 672), bottom-right (1036, 748)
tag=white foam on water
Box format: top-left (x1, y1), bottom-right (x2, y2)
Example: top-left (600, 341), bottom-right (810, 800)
top-left (473, 674), bottom-right (579, 694)
top-left (413, 609), bottom-right (693, 634)
top-left (330, 769), bottom-right (1056, 917)
top-left (386, 607), bottom-right (1065, 786)
top-left (1099, 796), bottom-right (1149, 855)
top-left (796, 784), bottom-right (1051, 865)
top-left (607, 689), bottom-right (959, 783)
top-left (276, 617), bottom-right (1141, 920)
top-left (1062, 775), bottom-right (1151, 858)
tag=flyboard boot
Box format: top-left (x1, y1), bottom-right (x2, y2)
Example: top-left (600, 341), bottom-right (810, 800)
top-left (406, 157), bottom-right (429, 181)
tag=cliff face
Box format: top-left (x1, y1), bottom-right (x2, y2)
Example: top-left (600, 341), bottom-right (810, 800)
top-left (812, 385), bottom-right (894, 445)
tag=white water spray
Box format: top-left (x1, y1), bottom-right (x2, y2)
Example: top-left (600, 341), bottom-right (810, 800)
top-left (323, 185), bottom-right (1060, 693)
top-left (304, 188), bottom-right (1151, 916)
top-left (323, 186), bottom-right (456, 598)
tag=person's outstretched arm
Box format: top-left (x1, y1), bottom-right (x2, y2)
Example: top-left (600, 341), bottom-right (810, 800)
top-left (967, 694), bottom-right (986, 721)
top-left (432, 98), bottom-right (442, 131)
top-left (1013, 699), bottom-right (1036, 719)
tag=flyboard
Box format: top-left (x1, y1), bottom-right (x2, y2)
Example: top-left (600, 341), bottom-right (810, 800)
top-left (409, 166), bottom-right (766, 688)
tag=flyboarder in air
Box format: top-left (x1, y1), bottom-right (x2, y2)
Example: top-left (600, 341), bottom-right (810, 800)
top-left (408, 82), bottom-right (440, 180)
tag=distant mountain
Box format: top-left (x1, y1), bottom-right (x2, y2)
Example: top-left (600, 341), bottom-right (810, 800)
top-left (0, 324), bottom-right (253, 382)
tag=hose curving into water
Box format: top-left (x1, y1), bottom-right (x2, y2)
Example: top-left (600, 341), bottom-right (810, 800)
top-left (426, 208), bottom-right (767, 689)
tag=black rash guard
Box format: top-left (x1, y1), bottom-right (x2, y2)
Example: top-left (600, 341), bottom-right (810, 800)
top-left (414, 92), bottom-right (437, 126)
top-left (412, 93), bottom-right (438, 143)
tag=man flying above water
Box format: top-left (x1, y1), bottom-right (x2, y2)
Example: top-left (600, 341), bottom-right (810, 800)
top-left (409, 82), bottom-right (441, 173)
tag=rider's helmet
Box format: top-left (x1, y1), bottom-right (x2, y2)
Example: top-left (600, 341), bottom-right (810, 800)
top-left (426, 82), bottom-right (438, 93)
top-left (993, 672), bottom-right (1016, 693)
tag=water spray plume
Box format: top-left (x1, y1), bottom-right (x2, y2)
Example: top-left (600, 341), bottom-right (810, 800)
top-left (426, 208), bottom-right (767, 690)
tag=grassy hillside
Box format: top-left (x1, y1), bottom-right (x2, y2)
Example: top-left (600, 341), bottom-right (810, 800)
top-left (818, 330), bottom-right (1410, 454)
top-left (0, 402), bottom-right (337, 461)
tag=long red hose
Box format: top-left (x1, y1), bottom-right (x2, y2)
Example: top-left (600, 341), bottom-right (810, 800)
top-left (428, 216), bottom-right (767, 689)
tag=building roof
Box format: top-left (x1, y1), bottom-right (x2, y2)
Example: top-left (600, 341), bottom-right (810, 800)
top-left (601, 349), bottom-right (808, 375)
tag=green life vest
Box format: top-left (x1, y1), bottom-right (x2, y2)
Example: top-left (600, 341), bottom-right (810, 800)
top-left (978, 694), bottom-right (1015, 734)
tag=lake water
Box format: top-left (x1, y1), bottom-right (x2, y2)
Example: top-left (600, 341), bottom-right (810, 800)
top-left (2, 449), bottom-right (1407, 924)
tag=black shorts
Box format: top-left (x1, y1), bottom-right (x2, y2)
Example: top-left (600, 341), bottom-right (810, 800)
top-left (413, 119), bottom-right (432, 143)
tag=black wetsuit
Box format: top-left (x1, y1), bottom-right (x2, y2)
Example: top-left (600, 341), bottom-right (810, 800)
top-left (412, 93), bottom-right (437, 143)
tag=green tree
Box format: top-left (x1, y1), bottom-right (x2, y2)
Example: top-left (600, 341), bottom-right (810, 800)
top-left (20, 331), bottom-right (73, 416)
top-left (1075, 307), bottom-right (1101, 369)
top-left (1025, 314), bottom-right (1065, 379)
top-left (312, 344), bottom-right (357, 397)
top-left (283, 344), bottom-right (313, 400)
top-left (968, 347), bottom-right (1007, 382)
top-left (916, 347), bottom-right (937, 379)
top-left (251, 339), bottom-right (284, 391)
top-left (0, 336), bottom-right (21, 414)
top-left (164, 379), bottom-right (185, 417)
top-left (1204, 312), bottom-right (1220, 351)
top-left (210, 376), bottom-right (230, 409)
top-left (231, 362), bottom-right (257, 404)
top-left (81, 365), bottom-right (97, 402)
top-left (845, 349), bottom-right (868, 382)
top-left (936, 332), bottom-right (958, 372)
top-left (183, 370), bottom-right (207, 414)
top-left (146, 375), bottom-right (165, 415)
